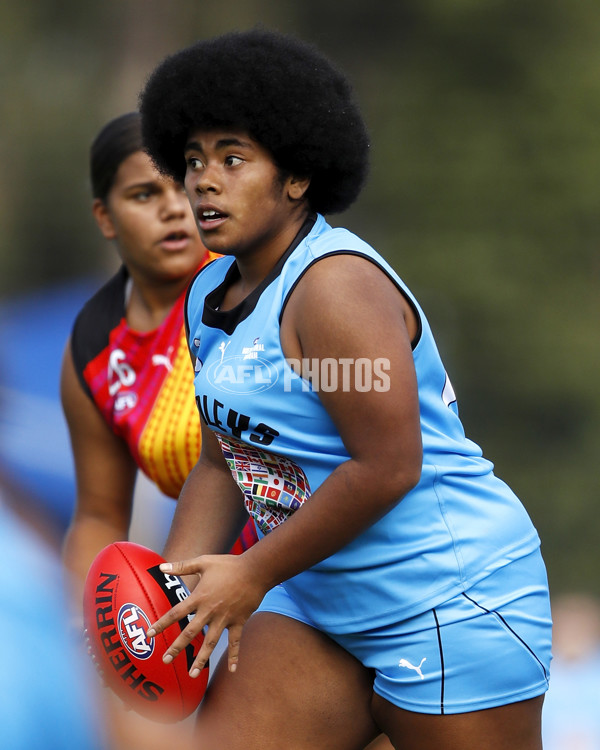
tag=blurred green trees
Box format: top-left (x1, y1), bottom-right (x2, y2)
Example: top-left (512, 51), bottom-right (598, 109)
top-left (1, 0), bottom-right (598, 593)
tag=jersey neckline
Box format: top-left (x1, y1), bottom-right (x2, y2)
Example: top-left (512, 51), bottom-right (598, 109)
top-left (201, 214), bottom-right (316, 335)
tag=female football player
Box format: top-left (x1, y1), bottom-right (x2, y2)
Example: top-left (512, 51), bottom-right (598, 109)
top-left (60, 112), bottom-right (257, 597)
top-left (139, 29), bottom-right (552, 750)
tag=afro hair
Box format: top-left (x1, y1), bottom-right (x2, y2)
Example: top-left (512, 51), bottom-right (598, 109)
top-left (139, 28), bottom-right (370, 215)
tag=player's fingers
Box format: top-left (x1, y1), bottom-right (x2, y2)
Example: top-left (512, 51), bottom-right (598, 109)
top-left (161, 616), bottom-right (207, 666)
top-left (146, 599), bottom-right (195, 638)
top-left (188, 623), bottom-right (223, 678)
top-left (159, 558), bottom-right (203, 577)
top-left (227, 624), bottom-right (243, 673)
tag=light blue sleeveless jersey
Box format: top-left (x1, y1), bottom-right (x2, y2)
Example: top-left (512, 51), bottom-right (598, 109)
top-left (186, 214), bottom-right (540, 633)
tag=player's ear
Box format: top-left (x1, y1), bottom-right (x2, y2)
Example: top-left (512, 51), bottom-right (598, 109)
top-left (287, 174), bottom-right (311, 202)
top-left (92, 198), bottom-right (117, 240)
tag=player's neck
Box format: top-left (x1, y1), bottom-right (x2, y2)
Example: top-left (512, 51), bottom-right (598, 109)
top-left (125, 276), bottom-right (187, 332)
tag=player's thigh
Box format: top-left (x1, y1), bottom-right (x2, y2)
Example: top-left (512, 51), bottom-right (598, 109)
top-left (195, 611), bottom-right (380, 750)
top-left (372, 693), bottom-right (544, 750)
top-left (364, 735), bottom-right (396, 750)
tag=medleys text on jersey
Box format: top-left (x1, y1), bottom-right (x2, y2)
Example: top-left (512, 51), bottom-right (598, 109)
top-left (196, 394), bottom-right (279, 446)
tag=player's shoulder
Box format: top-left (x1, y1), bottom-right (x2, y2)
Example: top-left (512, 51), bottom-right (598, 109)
top-left (186, 254), bottom-right (235, 305)
top-left (71, 266), bottom-right (128, 374)
top-left (292, 249), bottom-right (389, 308)
top-left (73, 266), bottom-right (127, 329)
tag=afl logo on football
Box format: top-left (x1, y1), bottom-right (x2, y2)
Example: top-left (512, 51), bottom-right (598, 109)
top-left (117, 603), bottom-right (154, 660)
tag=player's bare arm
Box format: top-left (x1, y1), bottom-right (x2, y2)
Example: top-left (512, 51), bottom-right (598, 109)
top-left (162, 419), bottom-right (251, 562)
top-left (60, 341), bottom-right (137, 592)
top-left (236, 252), bottom-right (423, 578)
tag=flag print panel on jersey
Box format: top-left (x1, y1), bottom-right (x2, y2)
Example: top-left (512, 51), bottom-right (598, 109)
top-left (216, 434), bottom-right (311, 534)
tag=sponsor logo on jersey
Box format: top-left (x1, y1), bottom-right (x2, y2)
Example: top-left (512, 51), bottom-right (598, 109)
top-left (442, 373), bottom-right (457, 407)
top-left (152, 352), bottom-right (173, 371)
top-left (242, 339), bottom-right (265, 360)
top-left (193, 338), bottom-right (203, 373)
top-left (114, 391), bottom-right (138, 412)
top-left (398, 657), bottom-right (427, 679)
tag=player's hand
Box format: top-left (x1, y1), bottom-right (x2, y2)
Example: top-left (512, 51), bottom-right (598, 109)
top-left (146, 553), bottom-right (266, 676)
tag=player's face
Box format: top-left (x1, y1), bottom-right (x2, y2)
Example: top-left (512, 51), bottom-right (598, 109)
top-left (183, 129), bottom-right (309, 263)
top-left (93, 150), bottom-right (206, 283)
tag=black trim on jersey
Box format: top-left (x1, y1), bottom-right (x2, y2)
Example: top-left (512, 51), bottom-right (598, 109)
top-left (70, 266), bottom-right (129, 399)
top-left (183, 255), bottom-right (221, 362)
top-left (432, 608), bottom-right (446, 714)
top-left (279, 251), bottom-right (423, 350)
top-left (199, 215), bottom-right (316, 335)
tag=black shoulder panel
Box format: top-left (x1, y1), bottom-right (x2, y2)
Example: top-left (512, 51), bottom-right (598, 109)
top-left (70, 266), bottom-right (128, 396)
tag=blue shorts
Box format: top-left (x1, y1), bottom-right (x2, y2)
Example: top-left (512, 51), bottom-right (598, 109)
top-left (257, 549), bottom-right (552, 714)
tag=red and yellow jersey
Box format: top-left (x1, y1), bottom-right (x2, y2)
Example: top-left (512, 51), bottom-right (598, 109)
top-left (70, 258), bottom-right (257, 553)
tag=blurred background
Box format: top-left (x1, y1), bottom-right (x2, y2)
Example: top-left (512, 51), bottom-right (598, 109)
top-left (0, 0), bottom-right (599, 731)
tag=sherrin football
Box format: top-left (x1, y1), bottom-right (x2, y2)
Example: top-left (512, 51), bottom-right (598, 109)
top-left (83, 541), bottom-right (208, 722)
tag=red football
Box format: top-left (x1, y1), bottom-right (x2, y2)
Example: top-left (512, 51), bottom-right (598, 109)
top-left (83, 541), bottom-right (208, 722)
